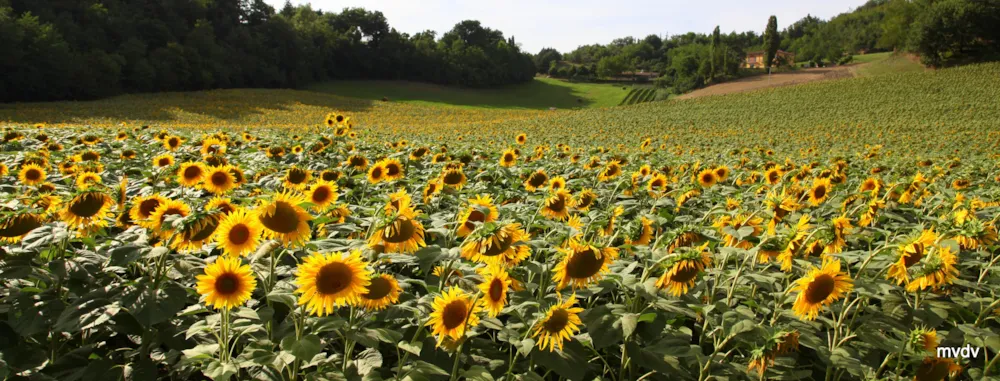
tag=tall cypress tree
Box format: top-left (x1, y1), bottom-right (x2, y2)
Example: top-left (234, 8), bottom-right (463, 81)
top-left (710, 26), bottom-right (721, 79)
top-left (763, 15), bottom-right (779, 69)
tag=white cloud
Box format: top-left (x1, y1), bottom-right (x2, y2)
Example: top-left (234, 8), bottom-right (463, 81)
top-left (265, 0), bottom-right (867, 53)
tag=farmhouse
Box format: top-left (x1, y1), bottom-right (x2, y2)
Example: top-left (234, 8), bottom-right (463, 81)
top-left (743, 50), bottom-right (795, 68)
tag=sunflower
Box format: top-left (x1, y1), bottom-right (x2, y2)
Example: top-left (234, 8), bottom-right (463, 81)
top-left (656, 244), bottom-right (712, 296)
top-left (574, 189), bottom-right (597, 211)
top-left (214, 208), bottom-right (263, 257)
top-left (460, 222), bottom-right (531, 267)
top-left (532, 295), bottom-right (584, 352)
top-left (377, 158), bottom-right (404, 181)
top-left (456, 195), bottom-right (499, 237)
top-left (295, 250), bottom-right (372, 316)
top-left (281, 166), bottom-right (311, 190)
top-left (541, 189), bottom-right (575, 221)
top-left (477, 266), bottom-right (511, 317)
top-left (647, 173), bottom-right (669, 196)
top-left (75, 172), bottom-right (102, 190)
top-left (515, 133), bottom-right (527, 144)
top-left (714, 166), bottom-right (730, 182)
top-left (914, 357), bottom-right (961, 381)
top-left (553, 240), bottom-right (618, 289)
top-left (201, 165), bottom-right (237, 195)
top-left (791, 258), bottom-right (853, 321)
top-left (0, 163), bottom-right (8, 177)
top-left (859, 177), bottom-right (880, 194)
top-left (905, 246), bottom-right (958, 292)
top-left (765, 167), bottom-right (783, 185)
top-left (808, 178), bottom-right (832, 206)
top-left (18, 164), bottom-right (46, 186)
top-left (549, 176), bottom-right (566, 191)
top-left (409, 147), bottom-right (430, 161)
top-left (887, 229), bottom-right (938, 285)
top-left (177, 162), bottom-right (206, 187)
top-left (173, 214), bottom-right (221, 252)
top-left (162, 135), bottom-right (183, 151)
top-left (346, 155), bottom-right (369, 170)
top-left (129, 194), bottom-right (168, 229)
top-left (714, 213), bottom-right (764, 249)
top-left (360, 273), bottom-right (401, 311)
top-left (626, 217), bottom-right (655, 246)
top-left (524, 169), bottom-right (548, 191)
top-left (367, 163), bottom-right (387, 184)
top-left (439, 168), bottom-right (467, 189)
top-left (60, 191), bottom-right (114, 234)
top-left (305, 180), bottom-right (339, 211)
top-left (598, 160), bottom-right (622, 182)
top-left (427, 287), bottom-right (484, 347)
top-left (205, 197), bottom-right (236, 215)
top-left (951, 179), bottom-right (970, 190)
top-left (153, 154), bottom-right (175, 168)
top-left (368, 207), bottom-right (426, 254)
top-left (256, 191), bottom-right (312, 247)
top-left (148, 199), bottom-right (191, 234)
top-left (911, 328), bottom-right (938, 352)
top-left (195, 256), bottom-right (256, 310)
top-left (423, 179), bottom-right (442, 202)
top-left (499, 149), bottom-right (517, 167)
top-left (696, 168), bottom-right (717, 187)
top-left (0, 213), bottom-right (46, 243)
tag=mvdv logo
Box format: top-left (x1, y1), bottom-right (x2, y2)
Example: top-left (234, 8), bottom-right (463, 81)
top-left (936, 345), bottom-right (981, 359)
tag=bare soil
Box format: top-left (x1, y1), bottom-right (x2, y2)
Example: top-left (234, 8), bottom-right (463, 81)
top-left (675, 66), bottom-right (854, 100)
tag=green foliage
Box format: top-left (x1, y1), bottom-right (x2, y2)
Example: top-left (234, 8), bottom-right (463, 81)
top-left (596, 54), bottom-right (632, 78)
top-left (910, 0), bottom-right (1000, 67)
top-left (763, 16), bottom-right (779, 69)
top-left (0, 2), bottom-right (536, 102)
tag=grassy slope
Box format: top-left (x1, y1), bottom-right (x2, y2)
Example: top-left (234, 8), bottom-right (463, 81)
top-left (851, 52), bottom-right (893, 64)
top-left (855, 53), bottom-right (926, 76)
top-left (303, 77), bottom-right (629, 110)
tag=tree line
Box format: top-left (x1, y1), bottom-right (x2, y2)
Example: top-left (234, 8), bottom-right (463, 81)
top-left (0, 0), bottom-right (536, 102)
top-left (533, 0), bottom-right (999, 93)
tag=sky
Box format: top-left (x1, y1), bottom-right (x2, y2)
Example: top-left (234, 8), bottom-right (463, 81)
top-left (263, 0), bottom-right (869, 53)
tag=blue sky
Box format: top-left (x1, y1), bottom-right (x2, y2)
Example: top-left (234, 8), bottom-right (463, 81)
top-left (264, 0), bottom-right (869, 53)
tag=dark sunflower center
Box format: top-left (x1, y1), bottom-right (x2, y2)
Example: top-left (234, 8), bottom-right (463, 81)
top-left (804, 274), bottom-right (836, 304)
top-left (0, 214), bottom-right (43, 238)
top-left (25, 169), bottom-right (42, 181)
top-left (503, 153), bottom-right (513, 162)
top-left (312, 186), bottom-right (331, 203)
top-left (288, 169), bottom-right (307, 184)
top-left (315, 262), bottom-right (353, 295)
top-left (578, 194), bottom-right (594, 208)
top-left (566, 248), bottom-right (604, 279)
top-left (158, 158), bottom-right (171, 166)
top-left (168, 138), bottom-right (180, 148)
top-left (322, 171), bottom-right (339, 181)
top-left (443, 171), bottom-right (463, 185)
top-left (652, 179), bottom-right (665, 188)
top-left (185, 217), bottom-right (219, 242)
top-left (547, 196), bottom-right (567, 212)
top-left (442, 300), bottom-right (468, 329)
top-left (386, 164), bottom-right (401, 176)
top-left (69, 193), bottom-right (107, 218)
top-left (671, 263), bottom-right (701, 283)
top-left (488, 279), bottom-right (504, 301)
top-left (183, 166), bottom-right (202, 180)
top-left (464, 209), bottom-right (486, 230)
top-left (813, 185), bottom-right (827, 199)
top-left (214, 273), bottom-right (240, 295)
top-left (383, 217), bottom-right (416, 243)
top-left (259, 201), bottom-right (301, 234)
top-left (82, 152), bottom-right (99, 161)
top-left (371, 167), bottom-right (384, 178)
top-left (701, 173), bottom-right (714, 183)
top-left (903, 244), bottom-right (925, 267)
top-left (364, 277), bottom-right (392, 299)
top-left (228, 224), bottom-right (251, 245)
top-left (482, 231), bottom-right (515, 256)
top-left (915, 360), bottom-right (952, 381)
top-left (211, 172), bottom-right (230, 186)
top-left (528, 174), bottom-right (546, 187)
top-left (542, 309), bottom-right (569, 333)
top-left (351, 157), bottom-right (365, 167)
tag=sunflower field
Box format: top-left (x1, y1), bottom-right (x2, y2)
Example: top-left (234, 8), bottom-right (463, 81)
top-left (2, 63), bottom-right (1000, 381)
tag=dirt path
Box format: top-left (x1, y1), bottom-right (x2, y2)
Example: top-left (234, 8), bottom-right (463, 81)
top-left (675, 66), bottom-right (854, 100)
